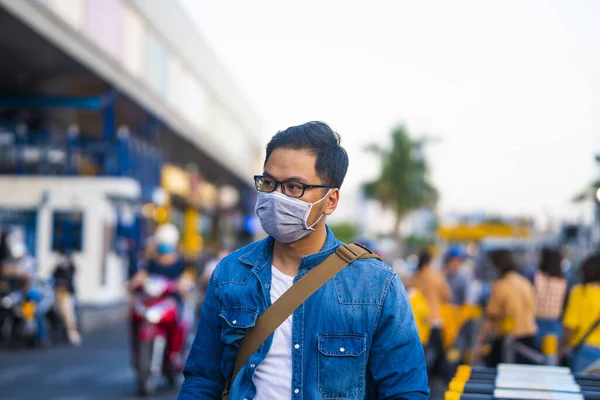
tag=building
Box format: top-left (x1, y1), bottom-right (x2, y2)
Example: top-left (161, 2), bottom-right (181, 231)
top-left (0, 0), bottom-right (263, 306)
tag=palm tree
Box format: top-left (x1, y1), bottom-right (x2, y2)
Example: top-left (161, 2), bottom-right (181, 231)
top-left (572, 179), bottom-right (600, 203)
top-left (363, 124), bottom-right (439, 239)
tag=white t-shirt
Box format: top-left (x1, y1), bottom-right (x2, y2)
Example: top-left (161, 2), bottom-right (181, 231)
top-left (253, 266), bottom-right (295, 400)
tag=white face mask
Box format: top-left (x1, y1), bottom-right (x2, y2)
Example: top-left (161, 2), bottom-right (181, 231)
top-left (255, 189), bottom-right (332, 243)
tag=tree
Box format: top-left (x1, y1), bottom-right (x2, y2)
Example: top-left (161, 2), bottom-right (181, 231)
top-left (573, 155), bottom-right (600, 204)
top-left (363, 124), bottom-right (439, 239)
top-left (572, 179), bottom-right (600, 204)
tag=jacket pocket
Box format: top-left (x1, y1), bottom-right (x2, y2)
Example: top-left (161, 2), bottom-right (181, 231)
top-left (317, 334), bottom-right (367, 399)
top-left (219, 308), bottom-right (258, 345)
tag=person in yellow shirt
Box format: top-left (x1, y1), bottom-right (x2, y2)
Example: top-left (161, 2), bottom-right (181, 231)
top-left (407, 250), bottom-right (453, 378)
top-left (408, 287), bottom-right (431, 346)
top-left (562, 252), bottom-right (600, 373)
top-left (473, 249), bottom-right (537, 367)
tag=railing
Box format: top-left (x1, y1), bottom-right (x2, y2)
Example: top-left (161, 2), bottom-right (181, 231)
top-left (446, 364), bottom-right (600, 400)
top-left (0, 126), bottom-right (164, 193)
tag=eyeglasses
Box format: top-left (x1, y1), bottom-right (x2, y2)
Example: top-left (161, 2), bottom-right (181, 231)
top-left (254, 175), bottom-right (331, 198)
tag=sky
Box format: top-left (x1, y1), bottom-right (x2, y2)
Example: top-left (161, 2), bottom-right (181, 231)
top-left (181, 0), bottom-right (600, 227)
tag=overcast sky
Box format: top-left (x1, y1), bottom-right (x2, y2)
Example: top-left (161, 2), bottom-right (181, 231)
top-left (181, 0), bottom-right (600, 226)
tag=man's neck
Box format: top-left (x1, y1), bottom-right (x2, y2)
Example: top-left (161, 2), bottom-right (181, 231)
top-left (272, 224), bottom-right (328, 277)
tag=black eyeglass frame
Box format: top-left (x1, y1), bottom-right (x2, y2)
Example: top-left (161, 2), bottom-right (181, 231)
top-left (253, 175), bottom-right (332, 198)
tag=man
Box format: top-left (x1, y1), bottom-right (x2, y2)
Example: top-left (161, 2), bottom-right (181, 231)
top-left (179, 122), bottom-right (428, 399)
top-left (442, 246), bottom-right (477, 368)
top-left (129, 224), bottom-right (195, 370)
top-left (473, 249), bottom-right (537, 366)
top-left (443, 246), bottom-right (470, 306)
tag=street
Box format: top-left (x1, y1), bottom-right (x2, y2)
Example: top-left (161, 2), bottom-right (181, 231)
top-left (0, 321), bottom-right (446, 400)
top-left (0, 324), bottom-right (179, 400)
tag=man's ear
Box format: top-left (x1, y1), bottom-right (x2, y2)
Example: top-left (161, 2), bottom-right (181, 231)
top-left (323, 189), bottom-right (340, 216)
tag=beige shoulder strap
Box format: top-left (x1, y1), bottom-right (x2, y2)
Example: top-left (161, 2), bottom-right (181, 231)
top-left (223, 243), bottom-right (380, 398)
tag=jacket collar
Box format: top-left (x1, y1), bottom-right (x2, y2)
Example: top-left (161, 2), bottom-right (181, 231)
top-left (238, 225), bottom-right (342, 274)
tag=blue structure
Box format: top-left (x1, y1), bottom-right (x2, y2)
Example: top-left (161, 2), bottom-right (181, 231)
top-left (0, 93), bottom-right (163, 190)
top-left (0, 93), bottom-right (165, 247)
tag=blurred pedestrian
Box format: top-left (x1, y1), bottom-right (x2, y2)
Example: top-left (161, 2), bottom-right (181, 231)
top-left (128, 223), bottom-right (194, 371)
top-left (0, 230), bottom-right (11, 290)
top-left (473, 249), bottom-right (537, 367)
top-left (0, 230), bottom-right (10, 267)
top-left (534, 247), bottom-right (568, 350)
top-left (443, 245), bottom-right (479, 367)
top-left (408, 286), bottom-right (432, 346)
top-left (3, 241), bottom-right (35, 287)
top-left (125, 238), bottom-right (141, 280)
top-left (443, 245), bottom-right (471, 306)
top-left (561, 252), bottom-right (600, 373)
top-left (408, 250), bottom-right (453, 379)
top-left (52, 249), bottom-right (81, 346)
top-left (4, 241), bottom-right (51, 346)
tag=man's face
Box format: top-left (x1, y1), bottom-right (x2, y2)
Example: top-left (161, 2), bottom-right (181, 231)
top-left (447, 257), bottom-right (462, 273)
top-left (263, 148), bottom-right (339, 227)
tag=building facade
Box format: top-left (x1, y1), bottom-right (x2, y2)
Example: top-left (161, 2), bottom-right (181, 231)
top-left (0, 0), bottom-right (264, 305)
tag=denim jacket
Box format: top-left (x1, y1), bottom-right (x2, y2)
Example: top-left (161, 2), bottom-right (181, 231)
top-left (179, 227), bottom-right (429, 399)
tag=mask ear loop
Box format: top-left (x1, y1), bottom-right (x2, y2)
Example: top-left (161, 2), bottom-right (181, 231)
top-left (304, 189), bottom-right (333, 230)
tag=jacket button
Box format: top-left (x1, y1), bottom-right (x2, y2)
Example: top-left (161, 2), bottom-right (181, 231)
top-left (294, 344), bottom-right (300, 349)
top-left (340, 347), bottom-right (345, 353)
top-left (294, 389), bottom-right (300, 394)
top-left (250, 363), bottom-right (256, 368)
top-left (232, 320), bottom-right (237, 325)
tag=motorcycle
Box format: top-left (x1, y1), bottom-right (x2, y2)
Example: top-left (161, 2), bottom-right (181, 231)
top-left (0, 285), bottom-right (40, 348)
top-left (132, 275), bottom-right (192, 396)
top-left (10, 278), bottom-right (59, 347)
top-left (17, 290), bottom-right (38, 346)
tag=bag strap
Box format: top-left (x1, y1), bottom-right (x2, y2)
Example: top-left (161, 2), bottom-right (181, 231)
top-left (573, 316), bottom-right (600, 350)
top-left (229, 243), bottom-right (380, 386)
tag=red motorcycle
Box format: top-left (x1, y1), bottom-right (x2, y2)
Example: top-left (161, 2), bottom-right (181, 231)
top-left (132, 275), bottom-right (191, 396)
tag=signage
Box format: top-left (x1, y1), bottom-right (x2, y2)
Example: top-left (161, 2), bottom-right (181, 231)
top-left (161, 164), bottom-right (190, 198)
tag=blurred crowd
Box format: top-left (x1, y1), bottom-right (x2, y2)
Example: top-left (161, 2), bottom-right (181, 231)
top-left (404, 244), bottom-right (600, 385)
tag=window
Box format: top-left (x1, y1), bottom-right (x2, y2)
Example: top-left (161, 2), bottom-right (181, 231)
top-left (123, 4), bottom-right (146, 78)
top-left (85, 0), bottom-right (124, 60)
top-left (52, 211), bottom-right (84, 252)
top-left (145, 31), bottom-right (170, 99)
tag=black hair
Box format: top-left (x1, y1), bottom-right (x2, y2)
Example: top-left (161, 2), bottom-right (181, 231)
top-left (539, 247), bottom-right (564, 278)
top-left (417, 250), bottom-right (432, 271)
top-left (581, 252), bottom-right (600, 285)
top-left (488, 249), bottom-right (518, 277)
top-left (264, 121), bottom-right (349, 189)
